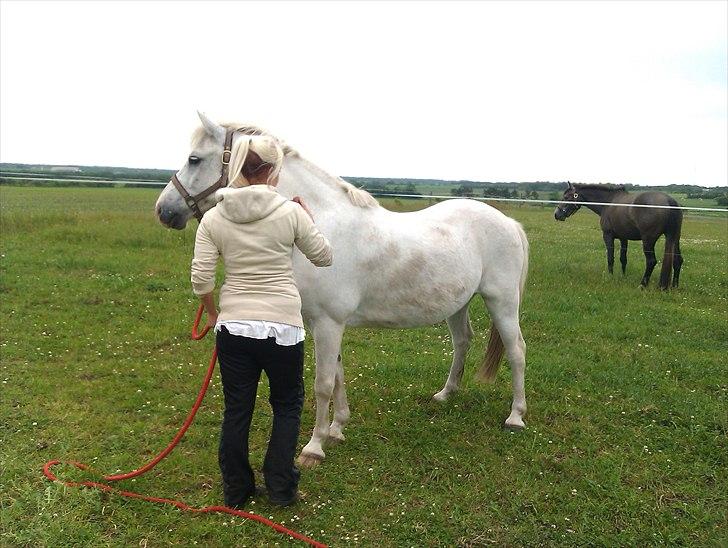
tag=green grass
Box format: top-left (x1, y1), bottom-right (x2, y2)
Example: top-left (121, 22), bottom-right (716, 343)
top-left (1, 186), bottom-right (726, 547)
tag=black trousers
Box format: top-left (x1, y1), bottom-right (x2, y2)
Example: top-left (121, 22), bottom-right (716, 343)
top-left (216, 326), bottom-right (304, 507)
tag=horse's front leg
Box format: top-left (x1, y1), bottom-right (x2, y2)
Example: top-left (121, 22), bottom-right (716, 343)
top-left (603, 232), bottom-right (615, 274)
top-left (640, 238), bottom-right (658, 287)
top-left (619, 239), bottom-right (628, 275)
top-left (328, 353), bottom-right (350, 444)
top-left (298, 317), bottom-right (345, 468)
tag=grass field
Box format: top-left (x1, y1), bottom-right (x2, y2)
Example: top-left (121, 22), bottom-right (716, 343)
top-left (1, 186), bottom-right (726, 547)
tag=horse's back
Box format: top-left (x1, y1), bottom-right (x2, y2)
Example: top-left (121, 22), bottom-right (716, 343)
top-left (605, 191), bottom-right (681, 239)
top-left (401, 196), bottom-right (502, 216)
top-left (394, 198), bottom-right (525, 259)
top-left (403, 198), bottom-right (522, 234)
top-left (634, 191), bottom-right (679, 207)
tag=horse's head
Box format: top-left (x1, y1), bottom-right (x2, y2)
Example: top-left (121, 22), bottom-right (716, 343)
top-left (554, 182), bottom-right (582, 221)
top-left (154, 112), bottom-right (228, 230)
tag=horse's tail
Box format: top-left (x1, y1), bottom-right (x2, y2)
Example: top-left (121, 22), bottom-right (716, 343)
top-left (476, 327), bottom-right (504, 384)
top-left (658, 199), bottom-right (683, 289)
top-left (476, 222), bottom-right (529, 383)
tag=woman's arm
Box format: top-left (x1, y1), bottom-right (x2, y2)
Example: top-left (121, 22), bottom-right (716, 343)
top-left (191, 219), bottom-right (220, 303)
top-left (293, 204), bottom-right (333, 267)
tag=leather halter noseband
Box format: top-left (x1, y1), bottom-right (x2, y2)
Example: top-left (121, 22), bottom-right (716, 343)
top-left (170, 128), bottom-right (240, 221)
top-left (556, 201), bottom-right (581, 217)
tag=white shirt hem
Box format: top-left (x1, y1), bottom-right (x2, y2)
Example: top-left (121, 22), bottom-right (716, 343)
top-left (216, 320), bottom-right (305, 346)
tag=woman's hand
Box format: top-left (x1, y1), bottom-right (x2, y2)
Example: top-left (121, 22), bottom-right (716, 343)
top-left (292, 196), bottom-right (314, 221)
top-left (200, 293), bottom-right (218, 330)
top-left (205, 311), bottom-right (218, 330)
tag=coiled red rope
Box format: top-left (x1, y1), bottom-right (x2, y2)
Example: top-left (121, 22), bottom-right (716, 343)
top-left (43, 304), bottom-right (326, 548)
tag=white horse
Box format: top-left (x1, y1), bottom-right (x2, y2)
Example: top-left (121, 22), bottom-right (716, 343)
top-left (155, 113), bottom-right (529, 467)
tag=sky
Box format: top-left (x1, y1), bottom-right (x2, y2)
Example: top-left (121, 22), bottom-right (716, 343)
top-left (1, 0), bottom-right (726, 187)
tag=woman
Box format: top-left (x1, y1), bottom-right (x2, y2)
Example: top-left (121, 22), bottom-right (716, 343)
top-left (191, 134), bottom-right (332, 508)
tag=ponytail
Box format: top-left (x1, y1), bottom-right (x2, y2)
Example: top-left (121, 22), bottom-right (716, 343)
top-left (227, 137), bottom-right (252, 188)
top-left (227, 135), bottom-right (284, 188)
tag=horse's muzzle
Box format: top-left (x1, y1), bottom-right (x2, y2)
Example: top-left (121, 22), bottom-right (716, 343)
top-left (156, 205), bottom-right (187, 230)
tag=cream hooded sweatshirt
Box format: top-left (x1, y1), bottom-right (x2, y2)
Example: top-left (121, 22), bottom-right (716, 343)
top-left (191, 185), bottom-right (332, 327)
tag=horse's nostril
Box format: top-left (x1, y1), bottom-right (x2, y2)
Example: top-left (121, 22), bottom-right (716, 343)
top-left (158, 207), bottom-right (175, 224)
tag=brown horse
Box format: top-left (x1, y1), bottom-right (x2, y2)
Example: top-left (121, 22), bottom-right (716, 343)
top-left (554, 183), bottom-right (683, 289)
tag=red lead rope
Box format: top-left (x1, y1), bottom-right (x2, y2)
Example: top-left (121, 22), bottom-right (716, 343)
top-left (42, 304), bottom-right (327, 548)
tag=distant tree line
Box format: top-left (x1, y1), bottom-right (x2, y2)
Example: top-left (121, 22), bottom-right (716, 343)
top-left (353, 181), bottom-right (421, 196)
top-left (685, 188), bottom-right (728, 206)
top-left (0, 163), bottom-right (174, 181)
top-left (448, 184), bottom-right (542, 200)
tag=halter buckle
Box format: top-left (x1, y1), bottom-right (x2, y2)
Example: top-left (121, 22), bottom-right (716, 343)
top-left (221, 150), bottom-right (231, 165)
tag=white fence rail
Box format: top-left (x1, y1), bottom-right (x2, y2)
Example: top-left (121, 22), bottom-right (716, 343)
top-left (2, 175), bottom-right (727, 213)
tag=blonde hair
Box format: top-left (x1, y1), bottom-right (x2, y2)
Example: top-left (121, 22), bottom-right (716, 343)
top-left (227, 134), bottom-right (284, 188)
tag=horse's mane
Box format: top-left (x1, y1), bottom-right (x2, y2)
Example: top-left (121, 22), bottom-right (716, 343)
top-left (572, 183), bottom-right (627, 192)
top-left (193, 123), bottom-right (378, 209)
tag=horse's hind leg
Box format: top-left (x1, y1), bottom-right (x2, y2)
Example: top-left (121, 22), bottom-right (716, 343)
top-left (603, 232), bottom-right (615, 274)
top-left (298, 317), bottom-right (345, 468)
top-left (328, 353), bottom-right (350, 444)
top-left (640, 238), bottom-right (658, 287)
top-left (433, 304), bottom-right (473, 402)
top-left (673, 240), bottom-right (683, 287)
top-left (620, 239), bottom-right (628, 275)
top-left (483, 291), bottom-right (527, 429)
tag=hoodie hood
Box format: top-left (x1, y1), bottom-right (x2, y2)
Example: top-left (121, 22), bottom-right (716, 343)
top-left (214, 186), bottom-right (288, 224)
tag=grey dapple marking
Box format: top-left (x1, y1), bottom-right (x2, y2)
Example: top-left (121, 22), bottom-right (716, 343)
top-left (155, 114), bottom-right (530, 466)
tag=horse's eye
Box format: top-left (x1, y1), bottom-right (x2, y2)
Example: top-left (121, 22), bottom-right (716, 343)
top-left (573, 193), bottom-right (578, 199)
top-left (188, 156), bottom-right (201, 165)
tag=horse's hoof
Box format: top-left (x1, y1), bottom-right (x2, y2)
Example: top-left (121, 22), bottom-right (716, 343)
top-left (326, 433), bottom-right (345, 446)
top-left (297, 452), bottom-right (324, 469)
top-left (504, 419), bottom-right (525, 431)
top-left (432, 390), bottom-right (449, 402)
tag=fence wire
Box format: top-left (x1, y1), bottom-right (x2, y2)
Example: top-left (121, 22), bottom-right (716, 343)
top-left (371, 192), bottom-right (728, 213)
top-left (1, 176), bottom-right (727, 213)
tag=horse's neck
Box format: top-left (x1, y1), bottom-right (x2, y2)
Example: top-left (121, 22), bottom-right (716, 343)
top-left (581, 188), bottom-right (622, 215)
top-left (277, 156), bottom-right (365, 216)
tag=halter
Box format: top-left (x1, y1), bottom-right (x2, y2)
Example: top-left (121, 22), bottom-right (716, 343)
top-left (170, 128), bottom-right (241, 221)
top-left (556, 190), bottom-right (582, 218)
top-left (556, 201), bottom-right (581, 217)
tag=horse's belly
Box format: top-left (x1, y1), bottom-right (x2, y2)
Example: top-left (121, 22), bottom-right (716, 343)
top-left (346, 282), bottom-right (475, 328)
top-left (614, 225), bottom-right (642, 240)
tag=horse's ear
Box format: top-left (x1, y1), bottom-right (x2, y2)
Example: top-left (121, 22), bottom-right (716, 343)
top-left (197, 111), bottom-right (225, 139)
top-left (566, 181), bottom-right (573, 189)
